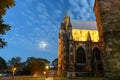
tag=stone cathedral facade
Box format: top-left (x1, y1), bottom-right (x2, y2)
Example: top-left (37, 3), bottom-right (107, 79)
top-left (58, 13), bottom-right (104, 77)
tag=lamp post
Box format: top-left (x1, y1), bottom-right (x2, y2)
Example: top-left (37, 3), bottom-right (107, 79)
top-left (45, 65), bottom-right (49, 78)
top-left (12, 67), bottom-right (16, 80)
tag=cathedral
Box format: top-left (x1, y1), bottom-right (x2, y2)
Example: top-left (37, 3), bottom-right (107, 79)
top-left (58, 0), bottom-right (120, 79)
top-left (58, 13), bottom-right (104, 77)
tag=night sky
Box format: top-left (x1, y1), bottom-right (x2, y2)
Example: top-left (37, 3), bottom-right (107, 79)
top-left (1, 0), bottom-right (95, 62)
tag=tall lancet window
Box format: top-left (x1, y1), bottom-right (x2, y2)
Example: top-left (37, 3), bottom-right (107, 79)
top-left (76, 47), bottom-right (86, 63)
top-left (93, 47), bottom-right (101, 60)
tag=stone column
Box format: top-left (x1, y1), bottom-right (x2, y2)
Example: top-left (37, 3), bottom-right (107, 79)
top-left (67, 42), bottom-right (76, 78)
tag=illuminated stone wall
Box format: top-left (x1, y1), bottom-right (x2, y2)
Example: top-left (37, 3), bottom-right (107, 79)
top-left (72, 29), bottom-right (99, 42)
top-left (94, 0), bottom-right (120, 78)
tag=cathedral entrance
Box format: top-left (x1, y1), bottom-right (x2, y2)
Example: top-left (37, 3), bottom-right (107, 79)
top-left (91, 47), bottom-right (103, 76)
top-left (75, 47), bottom-right (87, 76)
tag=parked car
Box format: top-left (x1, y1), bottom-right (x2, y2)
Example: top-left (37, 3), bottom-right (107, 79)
top-left (0, 73), bottom-right (11, 77)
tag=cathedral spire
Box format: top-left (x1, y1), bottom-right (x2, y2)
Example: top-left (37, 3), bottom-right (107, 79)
top-left (65, 11), bottom-right (69, 18)
top-left (64, 11), bottom-right (69, 27)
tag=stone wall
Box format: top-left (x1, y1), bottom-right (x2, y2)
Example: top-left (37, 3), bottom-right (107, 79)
top-left (94, 0), bottom-right (120, 79)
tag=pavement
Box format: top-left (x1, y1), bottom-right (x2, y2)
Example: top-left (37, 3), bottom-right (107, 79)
top-left (45, 77), bottom-right (54, 80)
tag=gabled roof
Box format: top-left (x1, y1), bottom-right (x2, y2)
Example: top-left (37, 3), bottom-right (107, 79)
top-left (71, 20), bottom-right (97, 30)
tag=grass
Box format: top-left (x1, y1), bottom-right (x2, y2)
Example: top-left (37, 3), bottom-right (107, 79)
top-left (54, 77), bottom-right (103, 80)
top-left (0, 76), bottom-right (103, 80)
top-left (0, 76), bottom-right (45, 80)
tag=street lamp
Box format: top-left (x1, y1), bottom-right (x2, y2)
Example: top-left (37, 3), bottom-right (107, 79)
top-left (46, 65), bottom-right (49, 70)
top-left (12, 67), bottom-right (16, 79)
top-left (45, 65), bottom-right (49, 78)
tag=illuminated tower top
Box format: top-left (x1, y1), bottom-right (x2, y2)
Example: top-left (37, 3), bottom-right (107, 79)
top-left (64, 12), bottom-right (70, 28)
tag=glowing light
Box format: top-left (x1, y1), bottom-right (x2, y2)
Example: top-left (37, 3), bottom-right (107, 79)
top-left (38, 41), bottom-right (48, 49)
top-left (72, 29), bottom-right (99, 42)
top-left (43, 71), bottom-right (46, 75)
top-left (33, 73), bottom-right (38, 77)
top-left (46, 65), bottom-right (49, 70)
top-left (12, 67), bottom-right (16, 71)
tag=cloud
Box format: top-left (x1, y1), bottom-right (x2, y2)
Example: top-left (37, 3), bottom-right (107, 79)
top-left (36, 2), bottom-right (48, 14)
top-left (24, 0), bottom-right (34, 3)
top-left (68, 0), bottom-right (95, 21)
top-left (22, 11), bottom-right (35, 22)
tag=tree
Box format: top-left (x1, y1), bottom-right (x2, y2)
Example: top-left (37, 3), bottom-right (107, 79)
top-left (51, 58), bottom-right (58, 70)
top-left (8, 57), bottom-right (21, 68)
top-left (0, 56), bottom-right (7, 70)
top-left (0, 0), bottom-right (15, 48)
top-left (24, 57), bottom-right (50, 75)
top-left (7, 57), bottom-right (23, 75)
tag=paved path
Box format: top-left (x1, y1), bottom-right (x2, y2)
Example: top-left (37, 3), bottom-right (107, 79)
top-left (45, 77), bottom-right (54, 80)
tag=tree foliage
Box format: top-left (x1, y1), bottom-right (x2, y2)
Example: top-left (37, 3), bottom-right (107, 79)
top-left (2, 56), bottom-right (50, 75)
top-left (0, 0), bottom-right (15, 48)
top-left (8, 57), bottom-right (21, 68)
top-left (22, 57), bottom-right (50, 75)
top-left (0, 56), bottom-right (7, 70)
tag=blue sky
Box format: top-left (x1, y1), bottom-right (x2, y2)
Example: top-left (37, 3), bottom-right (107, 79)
top-left (1, 0), bottom-right (95, 62)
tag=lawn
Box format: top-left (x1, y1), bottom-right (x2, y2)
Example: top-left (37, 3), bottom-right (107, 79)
top-left (0, 76), bottom-right (103, 80)
top-left (0, 76), bottom-right (45, 80)
top-left (54, 77), bottom-right (103, 80)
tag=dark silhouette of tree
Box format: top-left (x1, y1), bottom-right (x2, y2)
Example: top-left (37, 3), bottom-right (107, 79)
top-left (0, 0), bottom-right (15, 48)
top-left (0, 56), bottom-right (7, 70)
top-left (7, 57), bottom-right (50, 75)
top-left (51, 58), bottom-right (58, 70)
top-left (8, 57), bottom-right (21, 69)
top-left (21, 61), bottom-right (31, 75)
top-left (23, 57), bottom-right (50, 75)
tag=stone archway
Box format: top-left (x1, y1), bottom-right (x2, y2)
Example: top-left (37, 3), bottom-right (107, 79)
top-left (75, 47), bottom-right (86, 76)
top-left (91, 47), bottom-right (103, 76)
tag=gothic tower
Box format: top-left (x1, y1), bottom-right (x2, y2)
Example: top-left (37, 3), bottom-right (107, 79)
top-left (58, 13), bottom-right (76, 77)
top-left (58, 12), bottom-right (70, 76)
top-left (94, 0), bottom-right (120, 78)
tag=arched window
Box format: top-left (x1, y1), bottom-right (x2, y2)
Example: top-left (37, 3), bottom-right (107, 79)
top-left (76, 47), bottom-right (86, 63)
top-left (93, 47), bottom-right (101, 60)
top-left (92, 47), bottom-right (103, 76)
